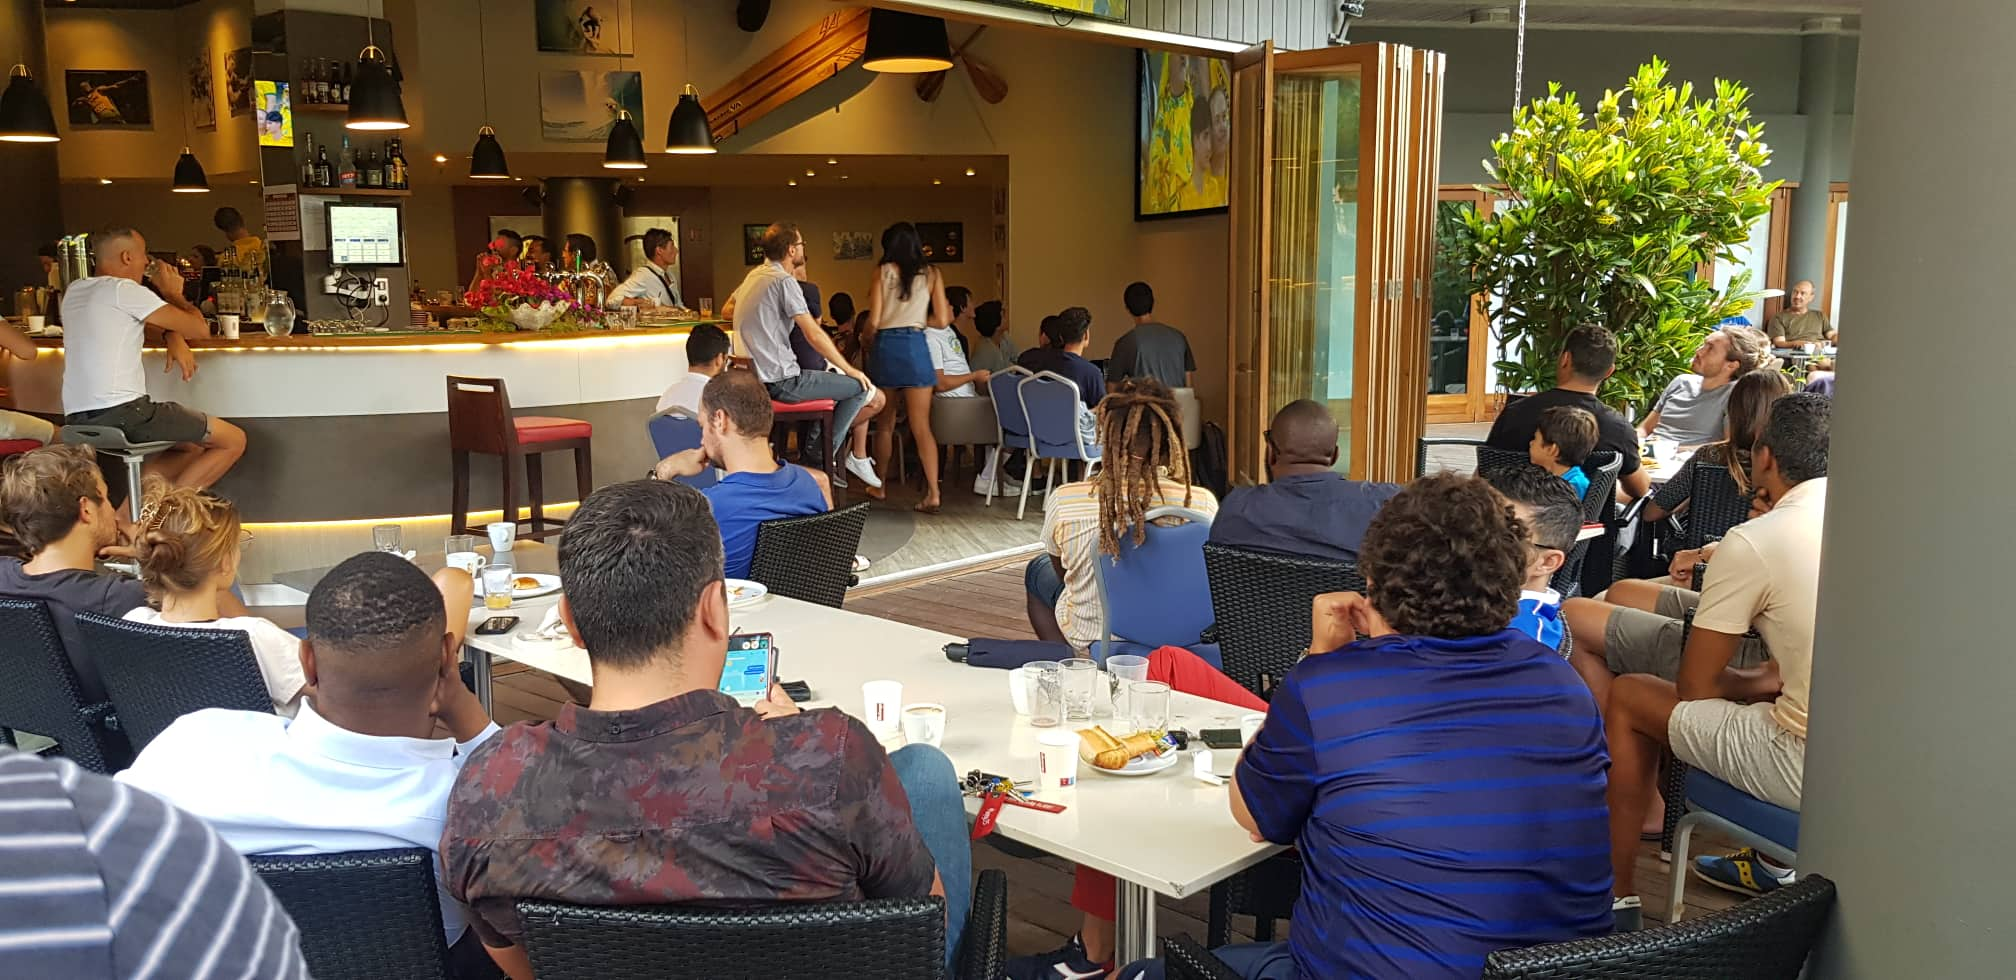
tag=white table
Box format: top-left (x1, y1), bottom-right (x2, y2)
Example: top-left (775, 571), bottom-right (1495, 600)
top-left (463, 589), bottom-right (1284, 963)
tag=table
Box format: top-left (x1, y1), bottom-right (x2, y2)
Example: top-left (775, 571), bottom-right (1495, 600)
top-left (1639, 448), bottom-right (1696, 488)
top-left (458, 571), bottom-right (1283, 964)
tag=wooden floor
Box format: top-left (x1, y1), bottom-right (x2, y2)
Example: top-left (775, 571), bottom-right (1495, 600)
top-left (494, 557), bottom-right (1745, 959)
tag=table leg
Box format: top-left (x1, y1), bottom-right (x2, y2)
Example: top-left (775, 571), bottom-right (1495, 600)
top-left (468, 646), bottom-right (493, 715)
top-left (1115, 879), bottom-right (1160, 966)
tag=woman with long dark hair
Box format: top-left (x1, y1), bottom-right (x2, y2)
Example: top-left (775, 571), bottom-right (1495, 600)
top-left (864, 222), bottom-right (952, 512)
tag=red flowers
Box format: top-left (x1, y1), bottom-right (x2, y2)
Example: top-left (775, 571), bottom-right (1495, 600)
top-left (464, 257), bottom-right (573, 310)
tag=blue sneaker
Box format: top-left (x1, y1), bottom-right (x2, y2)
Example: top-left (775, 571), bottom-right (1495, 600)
top-left (1004, 934), bottom-right (1111, 980)
top-left (1692, 847), bottom-right (1794, 898)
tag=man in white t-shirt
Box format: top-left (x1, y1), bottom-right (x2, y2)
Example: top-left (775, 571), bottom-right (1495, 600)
top-left (58, 227), bottom-right (246, 489)
top-left (610, 227), bottom-right (682, 310)
top-left (654, 323), bottom-right (730, 416)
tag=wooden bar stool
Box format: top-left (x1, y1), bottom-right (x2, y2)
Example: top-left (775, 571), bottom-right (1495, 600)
top-left (446, 376), bottom-right (593, 541)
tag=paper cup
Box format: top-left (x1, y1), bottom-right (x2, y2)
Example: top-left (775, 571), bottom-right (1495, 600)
top-left (25, 315), bottom-right (45, 333)
top-left (1035, 730), bottom-right (1079, 793)
top-left (217, 314), bottom-right (240, 339)
top-left (1239, 712), bottom-right (1266, 746)
top-left (1008, 667), bottom-right (1032, 715)
top-left (900, 703), bottom-right (946, 747)
top-left (861, 680), bottom-right (903, 736)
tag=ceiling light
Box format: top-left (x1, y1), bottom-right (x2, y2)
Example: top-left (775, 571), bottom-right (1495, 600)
top-left (433, 153), bottom-right (447, 163)
top-left (788, 180), bottom-right (798, 186)
top-left (805, 169), bottom-right (816, 177)
top-left (469, 127), bottom-right (510, 179)
top-left (99, 178), bottom-right (112, 185)
top-left (932, 179), bottom-right (942, 185)
top-left (171, 147), bottom-right (210, 192)
top-left (840, 175), bottom-right (849, 181)
top-left (0, 65), bottom-right (60, 142)
top-left (602, 111), bottom-right (648, 169)
top-left (663, 86), bottom-right (715, 154)
top-left (862, 10), bottom-right (953, 73)
top-left (965, 168), bottom-right (976, 176)
top-left (827, 158), bottom-right (838, 165)
top-left (345, 45), bottom-right (409, 130)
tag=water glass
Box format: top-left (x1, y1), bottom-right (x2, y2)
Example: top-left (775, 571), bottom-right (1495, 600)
top-left (1130, 680), bottom-right (1172, 734)
top-left (1061, 659), bottom-right (1099, 723)
top-left (481, 563), bottom-right (515, 611)
top-left (698, 297), bottom-right (714, 318)
top-left (1025, 661), bottom-right (1063, 728)
top-left (371, 523), bottom-right (402, 553)
top-left (1106, 654), bottom-right (1150, 722)
top-left (445, 534), bottom-right (482, 556)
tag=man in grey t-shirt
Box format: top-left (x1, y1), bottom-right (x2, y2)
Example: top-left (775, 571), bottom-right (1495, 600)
top-left (1640, 327), bottom-right (1771, 447)
top-left (1106, 281), bottom-right (1195, 391)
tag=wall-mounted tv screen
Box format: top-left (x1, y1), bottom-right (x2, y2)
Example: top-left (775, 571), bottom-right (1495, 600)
top-left (327, 203), bottom-right (404, 266)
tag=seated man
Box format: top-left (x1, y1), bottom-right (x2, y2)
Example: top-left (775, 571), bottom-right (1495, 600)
top-left (1105, 281), bottom-right (1194, 390)
top-left (1209, 399), bottom-right (1399, 563)
top-left (1114, 474), bottom-right (1612, 980)
top-left (1482, 462), bottom-right (1584, 651)
top-left (652, 370), bottom-right (831, 580)
top-left (0, 317), bottom-right (55, 448)
top-left (654, 322), bottom-right (730, 416)
top-left (1017, 306), bottom-right (1106, 448)
top-left (1485, 323), bottom-right (1648, 500)
top-left (60, 226), bottom-right (247, 490)
top-left (1767, 280), bottom-right (1835, 346)
top-left (1638, 327), bottom-right (1771, 447)
top-left (116, 552), bottom-right (490, 957)
top-left (1602, 394), bottom-right (1828, 928)
top-left (443, 479), bottom-right (970, 980)
top-left (966, 299), bottom-right (1016, 375)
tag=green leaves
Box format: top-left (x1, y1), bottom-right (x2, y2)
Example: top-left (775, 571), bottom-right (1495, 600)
top-left (1460, 58), bottom-right (1774, 414)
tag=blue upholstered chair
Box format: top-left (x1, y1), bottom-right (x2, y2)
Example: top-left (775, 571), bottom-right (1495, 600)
top-left (646, 410), bottom-right (717, 491)
top-left (1089, 507), bottom-right (1220, 668)
top-left (1667, 769), bottom-right (1801, 923)
top-left (1017, 371), bottom-right (1104, 520)
top-left (984, 366), bottom-right (1036, 515)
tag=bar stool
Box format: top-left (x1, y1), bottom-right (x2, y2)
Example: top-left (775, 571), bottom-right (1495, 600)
top-left (58, 426), bottom-right (178, 521)
top-left (770, 398), bottom-right (838, 479)
top-left (0, 439), bottom-right (44, 462)
top-left (446, 376), bottom-right (593, 541)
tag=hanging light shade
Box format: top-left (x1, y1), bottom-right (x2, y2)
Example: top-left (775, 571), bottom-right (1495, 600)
top-left (470, 126), bottom-right (510, 179)
top-left (664, 87), bottom-right (715, 155)
top-left (602, 110), bottom-right (647, 169)
top-left (346, 45), bottom-right (408, 131)
top-left (0, 65), bottom-right (59, 143)
top-left (171, 147), bottom-right (210, 193)
top-left (862, 10), bottom-right (953, 73)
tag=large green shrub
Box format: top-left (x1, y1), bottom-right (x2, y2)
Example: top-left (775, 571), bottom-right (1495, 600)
top-left (1459, 59), bottom-right (1776, 413)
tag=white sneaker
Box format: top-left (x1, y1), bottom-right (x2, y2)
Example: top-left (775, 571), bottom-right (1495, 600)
top-left (845, 454), bottom-right (883, 489)
top-left (974, 473), bottom-right (1024, 496)
top-left (852, 555), bottom-right (871, 573)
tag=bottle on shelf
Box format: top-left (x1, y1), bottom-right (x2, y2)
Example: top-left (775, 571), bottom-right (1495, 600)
top-left (306, 58), bottom-right (322, 104)
top-left (314, 139), bottom-right (333, 187)
top-left (386, 137), bottom-right (407, 190)
top-left (332, 62), bottom-right (348, 104)
top-left (338, 134), bottom-right (357, 188)
top-left (300, 132), bottom-right (319, 187)
top-left (361, 146), bottom-right (380, 188)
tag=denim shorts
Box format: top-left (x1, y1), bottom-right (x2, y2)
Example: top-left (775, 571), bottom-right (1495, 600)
top-left (870, 327), bottom-right (936, 389)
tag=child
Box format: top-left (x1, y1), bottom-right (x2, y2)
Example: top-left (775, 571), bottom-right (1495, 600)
top-left (1530, 405), bottom-right (1598, 500)
top-left (1482, 463), bottom-right (1587, 653)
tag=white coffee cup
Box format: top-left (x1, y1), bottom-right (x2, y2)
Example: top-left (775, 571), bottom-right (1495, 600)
top-left (1009, 666), bottom-right (1033, 715)
top-left (861, 680), bottom-right (903, 736)
top-left (487, 521), bottom-right (516, 554)
top-left (445, 551), bottom-right (488, 576)
top-left (217, 314), bottom-right (240, 339)
top-left (900, 703), bottom-right (946, 747)
top-left (1035, 730), bottom-right (1080, 793)
top-left (25, 315), bottom-right (45, 333)
top-left (1239, 712), bottom-right (1266, 746)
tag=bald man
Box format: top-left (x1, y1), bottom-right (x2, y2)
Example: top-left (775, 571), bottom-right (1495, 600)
top-left (1768, 280), bottom-right (1835, 346)
top-left (1207, 399), bottom-right (1403, 563)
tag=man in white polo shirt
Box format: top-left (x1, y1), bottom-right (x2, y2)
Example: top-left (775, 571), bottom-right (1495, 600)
top-left (59, 226), bottom-right (246, 489)
top-left (610, 227), bottom-right (682, 310)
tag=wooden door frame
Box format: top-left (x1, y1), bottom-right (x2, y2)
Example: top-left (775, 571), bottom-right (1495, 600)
top-left (1428, 186), bottom-right (1493, 423)
top-left (1225, 41), bottom-right (1274, 484)
top-left (1819, 182), bottom-right (1850, 323)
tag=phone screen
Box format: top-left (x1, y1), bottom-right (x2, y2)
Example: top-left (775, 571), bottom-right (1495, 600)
top-left (719, 633), bottom-right (776, 706)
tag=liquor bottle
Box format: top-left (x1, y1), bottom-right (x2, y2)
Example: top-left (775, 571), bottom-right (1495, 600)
top-left (333, 62), bottom-right (348, 104)
top-left (300, 132), bottom-right (318, 187)
top-left (338, 135), bottom-right (357, 188)
top-left (314, 140), bottom-right (333, 187)
top-left (385, 137), bottom-right (407, 190)
top-left (361, 147), bottom-right (380, 188)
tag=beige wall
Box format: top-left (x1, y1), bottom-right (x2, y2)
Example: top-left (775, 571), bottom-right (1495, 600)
top-left (58, 181), bottom-right (263, 259)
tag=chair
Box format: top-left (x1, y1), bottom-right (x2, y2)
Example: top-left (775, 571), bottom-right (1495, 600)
top-left (1415, 437), bottom-right (1526, 478)
top-left (1574, 451), bottom-right (1626, 597)
top-left (1684, 463), bottom-right (1749, 551)
top-left (1201, 543), bottom-right (1365, 701)
top-left (447, 376), bottom-right (594, 541)
top-left (1018, 371), bottom-right (1103, 518)
top-left (645, 410), bottom-right (718, 491)
top-left (75, 612), bottom-right (274, 754)
top-left (984, 367), bottom-right (1036, 515)
top-left (59, 424), bottom-right (178, 521)
top-left (749, 501), bottom-right (872, 608)
top-left (1090, 506), bottom-right (1217, 666)
top-left (771, 398), bottom-right (838, 483)
top-left (0, 437), bottom-right (45, 461)
top-left (0, 599), bottom-right (128, 773)
top-left (248, 848), bottom-right (452, 980)
top-left (1172, 387), bottom-right (1203, 451)
top-left (516, 867), bottom-right (1010, 980)
top-left (1667, 769), bottom-right (1801, 924)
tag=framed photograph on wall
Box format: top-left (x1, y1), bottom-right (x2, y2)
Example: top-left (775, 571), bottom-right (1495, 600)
top-left (917, 222), bottom-right (963, 264)
top-left (536, 0), bottom-right (632, 55)
top-left (188, 47), bottom-right (215, 130)
top-left (540, 70), bottom-right (644, 142)
top-left (65, 70), bottom-right (151, 127)
top-left (1135, 50), bottom-right (1231, 220)
top-left (743, 224), bottom-right (768, 265)
top-left (832, 231), bottom-right (874, 261)
top-left (225, 48), bottom-right (253, 117)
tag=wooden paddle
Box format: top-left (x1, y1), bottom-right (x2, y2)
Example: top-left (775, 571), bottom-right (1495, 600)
top-left (962, 45), bottom-right (1009, 104)
top-left (915, 26), bottom-right (988, 103)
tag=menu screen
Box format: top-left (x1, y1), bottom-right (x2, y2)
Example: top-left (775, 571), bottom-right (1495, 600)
top-left (327, 204), bottom-right (403, 266)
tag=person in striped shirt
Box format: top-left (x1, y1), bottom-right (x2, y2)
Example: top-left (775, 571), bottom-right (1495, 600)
top-left (0, 750), bottom-right (310, 978)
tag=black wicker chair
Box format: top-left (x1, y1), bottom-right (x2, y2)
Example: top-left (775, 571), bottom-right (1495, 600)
top-left (1481, 875), bottom-right (1836, 979)
top-left (1415, 437), bottom-right (1529, 478)
top-left (1164, 934), bottom-right (1241, 980)
top-left (517, 867), bottom-right (1009, 979)
top-left (1573, 451), bottom-right (1625, 596)
top-left (1201, 543), bottom-right (1364, 702)
top-left (75, 611), bottom-right (275, 754)
top-left (0, 599), bottom-right (128, 773)
top-left (1683, 463), bottom-right (1750, 551)
top-left (749, 501), bottom-right (872, 609)
top-left (248, 848), bottom-right (453, 980)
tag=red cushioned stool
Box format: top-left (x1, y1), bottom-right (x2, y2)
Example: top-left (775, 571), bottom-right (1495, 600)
top-left (770, 398), bottom-right (838, 482)
top-left (446, 376), bottom-right (593, 541)
top-left (0, 439), bottom-right (45, 461)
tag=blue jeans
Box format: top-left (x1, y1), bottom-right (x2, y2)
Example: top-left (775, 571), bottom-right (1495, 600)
top-left (1025, 555), bottom-right (1064, 609)
top-left (889, 743), bottom-right (972, 973)
top-left (767, 371), bottom-right (871, 459)
top-left (1116, 942), bottom-right (1295, 980)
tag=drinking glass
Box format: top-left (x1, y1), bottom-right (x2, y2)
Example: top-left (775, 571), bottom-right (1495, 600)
top-left (481, 563), bottom-right (515, 611)
top-left (1106, 654), bottom-right (1150, 722)
top-left (698, 297), bottom-right (714, 318)
top-left (445, 534), bottom-right (482, 556)
top-left (1025, 661), bottom-right (1063, 728)
top-left (371, 523), bottom-right (402, 553)
top-left (1130, 681), bottom-right (1172, 735)
top-left (1061, 659), bottom-right (1099, 723)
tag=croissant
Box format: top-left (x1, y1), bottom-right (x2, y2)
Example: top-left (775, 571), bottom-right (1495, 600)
top-left (1076, 726), bottom-right (1164, 770)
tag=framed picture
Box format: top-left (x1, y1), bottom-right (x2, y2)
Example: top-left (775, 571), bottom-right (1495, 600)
top-left (65, 70), bottom-right (151, 127)
top-left (982, 0), bottom-right (1128, 23)
top-left (1136, 50), bottom-right (1231, 220)
top-left (539, 70), bottom-right (643, 142)
top-left (832, 231), bottom-right (874, 261)
top-left (917, 222), bottom-right (964, 264)
top-left (743, 224), bottom-right (768, 265)
top-left (536, 0), bottom-right (632, 55)
top-left (225, 48), bottom-right (253, 116)
top-left (187, 47), bottom-right (215, 130)
top-left (255, 80), bottom-right (292, 146)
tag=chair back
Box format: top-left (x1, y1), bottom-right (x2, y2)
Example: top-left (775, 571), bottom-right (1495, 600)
top-left (249, 848), bottom-right (451, 980)
top-left (1019, 371), bottom-right (1101, 462)
top-left (1203, 543), bottom-right (1365, 700)
top-left (1480, 875), bottom-right (1836, 980)
top-left (1685, 462), bottom-right (1749, 550)
top-left (1475, 444), bottom-right (1530, 475)
top-left (1416, 436), bottom-right (1483, 477)
top-left (749, 501), bottom-right (872, 608)
top-left (988, 366), bottom-right (1035, 451)
top-left (517, 895), bottom-right (949, 980)
top-left (76, 612), bottom-right (275, 754)
top-left (1581, 450), bottom-right (1624, 524)
top-left (0, 599), bottom-right (126, 773)
top-left (1093, 506), bottom-right (1215, 659)
top-left (446, 376), bottom-right (514, 455)
top-left (646, 411), bottom-right (718, 491)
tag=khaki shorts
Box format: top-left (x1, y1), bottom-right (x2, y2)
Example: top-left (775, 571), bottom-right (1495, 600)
top-left (1604, 585), bottom-right (1768, 680)
top-left (1668, 698), bottom-right (1804, 810)
top-left (0, 409), bottom-right (55, 444)
top-left (65, 396), bottom-right (210, 446)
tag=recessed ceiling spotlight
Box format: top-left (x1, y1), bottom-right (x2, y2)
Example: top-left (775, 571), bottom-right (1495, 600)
top-left (433, 153), bottom-right (448, 163)
top-left (932, 179), bottom-right (942, 185)
top-left (806, 169), bottom-right (816, 177)
top-left (840, 175), bottom-right (849, 180)
top-left (827, 158), bottom-right (838, 165)
top-left (964, 167), bottom-right (976, 176)
top-left (788, 179), bottom-right (798, 186)
top-left (98, 178), bottom-right (112, 184)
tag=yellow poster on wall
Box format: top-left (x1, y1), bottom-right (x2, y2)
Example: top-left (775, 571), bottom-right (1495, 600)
top-left (255, 79), bottom-right (292, 147)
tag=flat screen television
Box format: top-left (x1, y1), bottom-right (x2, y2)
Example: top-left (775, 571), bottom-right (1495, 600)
top-left (326, 203), bottom-right (404, 266)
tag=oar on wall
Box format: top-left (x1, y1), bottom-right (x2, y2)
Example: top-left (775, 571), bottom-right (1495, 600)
top-left (915, 26), bottom-right (1008, 104)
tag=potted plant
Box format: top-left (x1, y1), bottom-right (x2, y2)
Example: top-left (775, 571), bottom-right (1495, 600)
top-left (464, 255), bottom-right (578, 333)
top-left (1459, 58), bottom-right (1776, 414)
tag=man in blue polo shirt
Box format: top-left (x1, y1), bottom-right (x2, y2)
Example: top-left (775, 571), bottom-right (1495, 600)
top-left (1209, 399), bottom-right (1401, 563)
top-left (652, 370), bottom-right (829, 579)
top-left (1119, 474), bottom-right (1612, 980)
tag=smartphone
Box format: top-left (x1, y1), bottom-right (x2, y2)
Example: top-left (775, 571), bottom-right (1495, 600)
top-left (719, 632), bottom-right (777, 707)
top-left (475, 615), bottom-right (519, 635)
top-left (1199, 728), bottom-right (1244, 750)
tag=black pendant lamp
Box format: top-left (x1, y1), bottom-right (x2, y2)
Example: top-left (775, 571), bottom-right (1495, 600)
top-left (171, 147), bottom-right (210, 193)
top-left (862, 10), bottom-right (953, 73)
top-left (602, 111), bottom-right (647, 169)
top-left (470, 126), bottom-right (510, 179)
top-left (346, 44), bottom-right (409, 130)
top-left (664, 86), bottom-right (714, 155)
top-left (0, 64), bottom-right (59, 142)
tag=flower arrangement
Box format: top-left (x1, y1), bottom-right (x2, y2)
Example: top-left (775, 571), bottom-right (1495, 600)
top-left (463, 239), bottom-right (578, 332)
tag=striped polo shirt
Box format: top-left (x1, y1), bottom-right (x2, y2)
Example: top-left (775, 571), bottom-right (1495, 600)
top-left (1040, 474), bottom-right (1218, 653)
top-left (1236, 630), bottom-right (1613, 979)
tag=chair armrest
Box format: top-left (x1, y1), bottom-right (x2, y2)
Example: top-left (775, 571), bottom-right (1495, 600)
top-left (1164, 935), bottom-right (1242, 980)
top-left (78, 701), bottom-right (120, 732)
top-left (959, 868), bottom-right (1009, 980)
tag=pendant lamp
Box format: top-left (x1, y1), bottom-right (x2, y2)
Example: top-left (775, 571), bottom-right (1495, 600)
top-left (0, 65), bottom-right (59, 142)
top-left (470, 127), bottom-right (510, 179)
top-left (664, 86), bottom-right (715, 154)
top-left (346, 44), bottom-right (408, 130)
top-left (171, 147), bottom-right (210, 193)
top-left (862, 10), bottom-right (953, 73)
top-left (602, 111), bottom-right (647, 169)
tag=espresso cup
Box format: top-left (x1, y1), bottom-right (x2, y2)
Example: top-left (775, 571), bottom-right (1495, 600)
top-left (487, 521), bottom-right (517, 554)
top-left (217, 314), bottom-right (240, 339)
top-left (445, 551), bottom-right (487, 576)
top-left (900, 703), bottom-right (946, 747)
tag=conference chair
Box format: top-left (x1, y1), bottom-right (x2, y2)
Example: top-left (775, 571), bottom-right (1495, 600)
top-left (75, 612), bottom-right (274, 755)
top-left (749, 501), bottom-right (872, 609)
top-left (1089, 506), bottom-right (1219, 667)
top-left (249, 848), bottom-right (454, 980)
top-left (983, 367), bottom-right (1035, 515)
top-left (1667, 770), bottom-right (1802, 924)
top-left (645, 410), bottom-right (718, 491)
top-left (515, 868), bottom-right (1009, 980)
top-left (1200, 543), bottom-right (1365, 702)
top-left (0, 598), bottom-right (128, 773)
top-left (1017, 372), bottom-right (1104, 520)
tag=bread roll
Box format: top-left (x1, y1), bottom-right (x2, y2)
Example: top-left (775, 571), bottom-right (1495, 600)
top-left (1076, 726), bottom-right (1164, 769)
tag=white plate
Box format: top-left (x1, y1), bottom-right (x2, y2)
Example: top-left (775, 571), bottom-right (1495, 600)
top-left (1088, 748), bottom-right (1181, 777)
top-left (476, 572), bottom-right (562, 600)
top-left (725, 579), bottom-right (769, 607)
